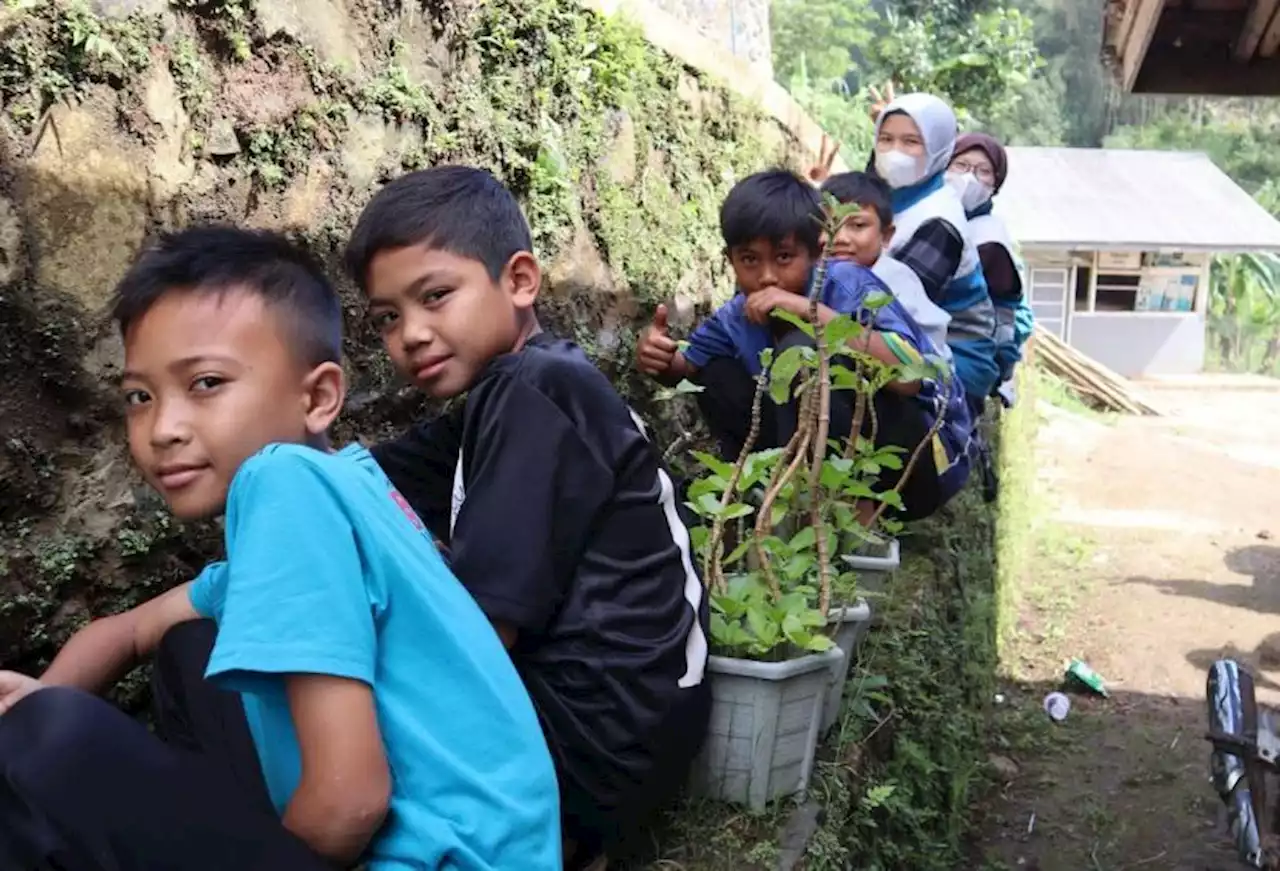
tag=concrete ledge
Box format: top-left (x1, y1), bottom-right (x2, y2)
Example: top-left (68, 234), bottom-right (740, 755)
top-left (1137, 373), bottom-right (1280, 392)
top-left (579, 0), bottom-right (849, 173)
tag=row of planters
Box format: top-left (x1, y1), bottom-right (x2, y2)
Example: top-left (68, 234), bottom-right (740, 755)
top-left (670, 199), bottom-right (945, 812)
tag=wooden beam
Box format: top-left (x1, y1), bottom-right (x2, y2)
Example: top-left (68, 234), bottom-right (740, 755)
top-left (1262, 3), bottom-right (1280, 55)
top-left (1120, 0), bottom-right (1168, 92)
top-left (1134, 44), bottom-right (1280, 93)
top-left (1236, 0), bottom-right (1280, 61)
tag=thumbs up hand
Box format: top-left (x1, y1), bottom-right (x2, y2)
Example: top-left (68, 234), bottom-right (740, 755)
top-left (637, 304), bottom-right (679, 377)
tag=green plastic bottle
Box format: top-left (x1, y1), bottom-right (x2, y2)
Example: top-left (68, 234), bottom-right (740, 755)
top-left (1065, 659), bottom-right (1109, 697)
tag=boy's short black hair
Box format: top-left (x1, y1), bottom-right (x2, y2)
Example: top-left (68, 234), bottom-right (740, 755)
top-left (720, 169), bottom-right (823, 255)
top-left (344, 166), bottom-right (533, 290)
top-left (111, 226), bottom-right (342, 366)
top-left (821, 172), bottom-right (894, 231)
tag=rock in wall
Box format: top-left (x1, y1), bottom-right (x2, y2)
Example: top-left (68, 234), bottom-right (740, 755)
top-left (0, 0), bottom-right (807, 698)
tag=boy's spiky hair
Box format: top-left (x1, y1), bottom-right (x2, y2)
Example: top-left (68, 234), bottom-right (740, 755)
top-left (820, 171), bottom-right (894, 231)
top-left (344, 166), bottom-right (534, 290)
top-left (111, 226), bottom-right (342, 366)
top-left (720, 169), bottom-right (823, 255)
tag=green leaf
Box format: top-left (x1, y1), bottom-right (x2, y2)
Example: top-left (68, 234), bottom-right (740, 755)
top-left (877, 489), bottom-right (905, 510)
top-left (690, 525), bottom-right (709, 554)
top-left (745, 604), bottom-right (778, 648)
top-left (691, 451), bottom-right (734, 479)
top-left (862, 783), bottom-right (897, 808)
top-left (863, 289), bottom-right (893, 310)
top-left (830, 364), bottom-right (861, 390)
top-left (771, 503), bottom-right (788, 527)
top-left (821, 457), bottom-right (853, 489)
top-left (803, 633), bottom-right (835, 652)
top-left (687, 476), bottom-right (726, 503)
top-left (771, 308), bottom-right (816, 337)
top-left (784, 553), bottom-right (815, 580)
top-left (723, 538), bottom-right (752, 566)
top-left (721, 502), bottom-right (755, 520)
top-left (768, 345), bottom-right (811, 405)
top-left (824, 314), bottom-right (863, 348)
top-left (788, 526), bottom-right (817, 552)
top-left (695, 492), bottom-right (723, 516)
top-left (843, 480), bottom-right (877, 499)
top-left (654, 379), bottom-right (706, 402)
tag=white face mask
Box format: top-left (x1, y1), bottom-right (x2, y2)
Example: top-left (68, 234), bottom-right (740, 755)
top-left (875, 149), bottom-right (924, 189)
top-left (946, 170), bottom-right (993, 212)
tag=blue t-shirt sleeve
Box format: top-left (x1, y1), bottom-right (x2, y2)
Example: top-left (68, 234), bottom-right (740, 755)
top-left (205, 449), bottom-right (376, 693)
top-left (189, 562), bottom-right (228, 619)
top-left (825, 264), bottom-right (925, 352)
top-left (682, 298), bottom-right (743, 370)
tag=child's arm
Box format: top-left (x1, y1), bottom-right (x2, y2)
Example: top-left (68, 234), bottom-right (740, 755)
top-left (283, 675), bottom-right (390, 864)
top-left (41, 582), bottom-right (200, 690)
top-left (448, 374), bottom-right (616, 651)
top-left (211, 450), bottom-right (393, 864)
top-left (0, 582), bottom-right (201, 714)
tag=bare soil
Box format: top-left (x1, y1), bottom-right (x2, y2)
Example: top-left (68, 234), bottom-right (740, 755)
top-left (977, 382), bottom-right (1280, 871)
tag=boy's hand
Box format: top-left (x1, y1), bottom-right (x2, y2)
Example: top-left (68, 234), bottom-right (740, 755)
top-left (746, 289), bottom-right (808, 325)
top-left (0, 671), bottom-right (43, 715)
top-left (637, 304), bottom-right (678, 376)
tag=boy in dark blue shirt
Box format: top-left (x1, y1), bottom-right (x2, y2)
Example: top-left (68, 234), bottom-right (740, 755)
top-left (636, 169), bottom-right (971, 522)
top-left (350, 167), bottom-right (711, 871)
top-left (0, 228), bottom-right (561, 871)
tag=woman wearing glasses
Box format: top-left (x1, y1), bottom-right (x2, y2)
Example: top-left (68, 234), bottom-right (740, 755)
top-left (946, 133), bottom-right (1034, 405)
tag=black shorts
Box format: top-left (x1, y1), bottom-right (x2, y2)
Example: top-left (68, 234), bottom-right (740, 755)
top-left (536, 678), bottom-right (711, 853)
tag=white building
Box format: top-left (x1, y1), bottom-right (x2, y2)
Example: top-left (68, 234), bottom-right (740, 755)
top-left (1000, 146), bottom-right (1280, 378)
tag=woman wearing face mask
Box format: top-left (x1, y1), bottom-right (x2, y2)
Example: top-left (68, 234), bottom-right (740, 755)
top-left (947, 133), bottom-right (1034, 403)
top-left (869, 93), bottom-right (999, 419)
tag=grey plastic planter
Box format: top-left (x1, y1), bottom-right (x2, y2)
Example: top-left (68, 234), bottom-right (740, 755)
top-left (820, 599), bottom-right (873, 736)
top-left (692, 647), bottom-right (845, 811)
top-left (840, 537), bottom-right (901, 598)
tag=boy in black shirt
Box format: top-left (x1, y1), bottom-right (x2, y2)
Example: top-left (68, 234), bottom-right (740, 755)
top-left (348, 166), bottom-right (711, 870)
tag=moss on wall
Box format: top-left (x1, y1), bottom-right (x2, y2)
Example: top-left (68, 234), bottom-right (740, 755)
top-left (0, 0), bottom-right (802, 691)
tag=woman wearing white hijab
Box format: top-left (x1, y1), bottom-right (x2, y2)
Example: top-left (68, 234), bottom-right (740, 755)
top-left (870, 93), bottom-right (999, 418)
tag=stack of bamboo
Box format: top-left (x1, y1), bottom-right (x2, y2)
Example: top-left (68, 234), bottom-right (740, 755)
top-left (1031, 326), bottom-right (1163, 416)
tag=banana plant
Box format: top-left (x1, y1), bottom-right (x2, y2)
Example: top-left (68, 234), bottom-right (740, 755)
top-left (1209, 252), bottom-right (1280, 373)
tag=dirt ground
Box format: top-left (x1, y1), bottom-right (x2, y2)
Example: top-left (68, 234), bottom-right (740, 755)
top-left (977, 380), bottom-right (1280, 871)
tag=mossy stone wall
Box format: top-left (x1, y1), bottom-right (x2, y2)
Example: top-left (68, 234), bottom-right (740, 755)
top-left (0, 0), bottom-right (812, 690)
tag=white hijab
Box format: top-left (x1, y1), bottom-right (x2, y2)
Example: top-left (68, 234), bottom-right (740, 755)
top-left (873, 93), bottom-right (958, 184)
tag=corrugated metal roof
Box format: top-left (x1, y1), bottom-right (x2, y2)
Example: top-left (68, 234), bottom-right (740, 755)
top-left (997, 147), bottom-right (1280, 253)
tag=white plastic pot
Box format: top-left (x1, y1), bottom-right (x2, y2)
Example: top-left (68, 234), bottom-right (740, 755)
top-left (820, 599), bottom-right (873, 736)
top-left (840, 538), bottom-right (901, 598)
top-left (691, 647), bottom-right (845, 811)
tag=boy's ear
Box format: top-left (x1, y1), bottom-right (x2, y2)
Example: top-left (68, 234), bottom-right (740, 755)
top-left (882, 221), bottom-right (896, 248)
top-left (505, 251), bottom-right (542, 311)
top-left (302, 361), bottom-right (346, 436)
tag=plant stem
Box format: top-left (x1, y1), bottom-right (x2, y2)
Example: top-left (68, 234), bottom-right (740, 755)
top-left (843, 373), bottom-right (868, 461)
top-left (806, 296), bottom-right (834, 615)
top-left (705, 371), bottom-right (766, 592)
top-left (867, 396), bottom-right (949, 529)
top-left (753, 388), bottom-right (814, 599)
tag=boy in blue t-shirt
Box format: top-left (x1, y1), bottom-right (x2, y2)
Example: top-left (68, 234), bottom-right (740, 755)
top-left (0, 228), bottom-right (561, 871)
top-left (636, 169), bottom-right (971, 522)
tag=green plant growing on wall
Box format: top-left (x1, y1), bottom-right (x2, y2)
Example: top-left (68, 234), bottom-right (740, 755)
top-left (679, 199), bottom-right (947, 660)
top-left (170, 0), bottom-right (252, 62)
top-left (0, 0), bottom-right (156, 129)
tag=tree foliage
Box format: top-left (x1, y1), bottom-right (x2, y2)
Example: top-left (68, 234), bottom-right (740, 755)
top-left (772, 0), bottom-right (1042, 154)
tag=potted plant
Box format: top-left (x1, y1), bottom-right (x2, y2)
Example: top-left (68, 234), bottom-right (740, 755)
top-left (675, 198), bottom-right (949, 806)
